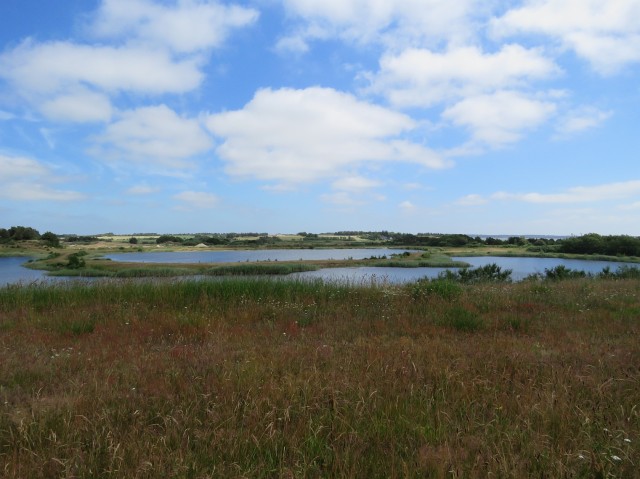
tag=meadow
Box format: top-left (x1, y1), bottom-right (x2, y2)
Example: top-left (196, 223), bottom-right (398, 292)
top-left (1, 274), bottom-right (639, 478)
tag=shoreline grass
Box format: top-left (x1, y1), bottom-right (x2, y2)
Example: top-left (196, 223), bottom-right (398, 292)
top-left (1, 276), bottom-right (639, 477)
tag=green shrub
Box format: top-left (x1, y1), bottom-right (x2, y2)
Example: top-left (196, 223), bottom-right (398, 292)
top-left (543, 265), bottom-right (587, 280)
top-left (411, 279), bottom-right (462, 300)
top-left (438, 263), bottom-right (512, 284)
top-left (441, 306), bottom-right (483, 332)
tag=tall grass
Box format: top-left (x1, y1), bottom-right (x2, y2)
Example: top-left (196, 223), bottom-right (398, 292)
top-left (1, 277), bottom-right (639, 477)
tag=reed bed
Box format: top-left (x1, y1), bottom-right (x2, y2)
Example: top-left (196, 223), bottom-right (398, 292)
top-left (0, 277), bottom-right (639, 477)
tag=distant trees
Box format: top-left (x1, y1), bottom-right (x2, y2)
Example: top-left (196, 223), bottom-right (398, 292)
top-left (66, 235), bottom-right (100, 243)
top-left (1, 226), bottom-right (41, 241)
top-left (560, 234), bottom-right (640, 256)
top-left (156, 235), bottom-right (184, 244)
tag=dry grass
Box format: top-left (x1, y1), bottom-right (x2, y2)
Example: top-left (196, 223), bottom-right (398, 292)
top-left (0, 277), bottom-right (639, 478)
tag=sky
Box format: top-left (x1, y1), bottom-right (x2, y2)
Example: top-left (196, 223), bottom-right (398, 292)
top-left (1, 0), bottom-right (639, 236)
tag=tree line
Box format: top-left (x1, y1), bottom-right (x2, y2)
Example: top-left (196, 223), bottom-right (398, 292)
top-left (2, 226), bottom-right (639, 257)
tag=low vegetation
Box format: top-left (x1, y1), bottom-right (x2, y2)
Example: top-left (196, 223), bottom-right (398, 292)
top-left (1, 273), bottom-right (639, 477)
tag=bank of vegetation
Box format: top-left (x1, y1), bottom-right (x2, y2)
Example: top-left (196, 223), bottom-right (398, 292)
top-left (2, 226), bottom-right (640, 281)
top-left (1, 269), bottom-right (639, 477)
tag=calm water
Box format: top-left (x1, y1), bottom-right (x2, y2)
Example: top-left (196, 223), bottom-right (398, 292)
top-left (0, 257), bottom-right (49, 286)
top-left (105, 248), bottom-right (410, 263)
top-left (453, 256), bottom-right (638, 281)
top-left (2, 252), bottom-right (638, 286)
top-left (292, 256), bottom-right (638, 283)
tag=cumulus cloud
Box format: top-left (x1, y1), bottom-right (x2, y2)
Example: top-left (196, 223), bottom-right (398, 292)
top-left (368, 44), bottom-right (558, 108)
top-left (94, 105), bottom-right (213, 168)
top-left (0, 1), bottom-right (257, 124)
top-left (0, 154), bottom-right (84, 201)
top-left (173, 191), bottom-right (219, 209)
top-left (280, 0), bottom-right (477, 50)
top-left (555, 106), bottom-right (613, 137)
top-left (206, 87), bottom-right (448, 185)
top-left (399, 200), bottom-right (416, 211)
top-left (41, 88), bottom-right (113, 123)
top-left (332, 176), bottom-right (382, 191)
top-left (91, 0), bottom-right (259, 53)
top-left (0, 40), bottom-right (203, 96)
top-left (491, 0), bottom-right (640, 74)
top-left (320, 192), bottom-right (363, 206)
top-left (442, 91), bottom-right (556, 147)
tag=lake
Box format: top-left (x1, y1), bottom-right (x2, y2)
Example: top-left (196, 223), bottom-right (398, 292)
top-left (0, 257), bottom-right (50, 286)
top-left (104, 248), bottom-right (411, 263)
top-left (1, 252), bottom-right (638, 286)
top-left (289, 256), bottom-right (639, 284)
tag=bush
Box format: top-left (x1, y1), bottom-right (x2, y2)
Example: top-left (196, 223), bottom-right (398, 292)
top-left (440, 306), bottom-right (483, 332)
top-left (543, 265), bottom-right (587, 281)
top-left (41, 231), bottom-right (60, 247)
top-left (156, 235), bottom-right (184, 244)
top-left (438, 263), bottom-right (512, 284)
top-left (66, 253), bottom-right (86, 269)
top-left (411, 279), bottom-right (462, 300)
top-left (598, 265), bottom-right (640, 279)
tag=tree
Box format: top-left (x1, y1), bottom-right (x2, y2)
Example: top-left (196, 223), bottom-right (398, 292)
top-left (66, 253), bottom-right (85, 269)
top-left (129, 237), bottom-right (138, 244)
top-left (8, 226), bottom-right (40, 240)
top-left (41, 231), bottom-right (60, 247)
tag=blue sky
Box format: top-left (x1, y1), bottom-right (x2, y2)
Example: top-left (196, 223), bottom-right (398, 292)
top-left (1, 0), bottom-right (639, 235)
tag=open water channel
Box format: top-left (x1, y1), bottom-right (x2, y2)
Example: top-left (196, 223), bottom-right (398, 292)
top-left (1, 250), bottom-right (638, 287)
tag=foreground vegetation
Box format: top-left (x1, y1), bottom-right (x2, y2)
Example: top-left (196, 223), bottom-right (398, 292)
top-left (1, 274), bottom-right (639, 477)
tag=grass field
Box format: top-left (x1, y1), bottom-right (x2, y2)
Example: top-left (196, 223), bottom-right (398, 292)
top-left (1, 275), bottom-right (639, 477)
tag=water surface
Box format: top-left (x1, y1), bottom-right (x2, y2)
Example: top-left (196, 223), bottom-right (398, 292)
top-left (105, 248), bottom-right (410, 263)
top-left (0, 257), bottom-right (49, 286)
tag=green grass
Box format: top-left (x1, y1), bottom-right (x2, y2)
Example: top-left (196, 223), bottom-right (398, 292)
top-left (205, 263), bottom-right (319, 275)
top-left (1, 277), bottom-right (639, 477)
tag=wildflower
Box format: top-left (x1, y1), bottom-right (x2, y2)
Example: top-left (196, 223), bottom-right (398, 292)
top-left (624, 438), bottom-right (632, 443)
top-left (611, 455), bottom-right (622, 462)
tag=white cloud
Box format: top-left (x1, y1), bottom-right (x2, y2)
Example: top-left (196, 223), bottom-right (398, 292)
top-left (492, 180), bottom-right (640, 204)
top-left (555, 106), bottom-right (613, 137)
top-left (281, 0), bottom-right (477, 49)
top-left (275, 35), bottom-right (310, 54)
top-left (399, 200), bottom-right (416, 211)
top-left (41, 88), bottom-right (113, 123)
top-left (206, 87), bottom-right (448, 184)
top-left (95, 105), bottom-right (213, 167)
top-left (173, 191), bottom-right (219, 209)
top-left (0, 40), bottom-right (203, 96)
top-left (0, 154), bottom-right (50, 178)
top-left (332, 176), bottom-right (382, 191)
top-left (369, 44), bottom-right (558, 108)
top-left (321, 192), bottom-right (363, 206)
top-left (91, 0), bottom-right (259, 53)
top-left (491, 0), bottom-right (640, 74)
top-left (0, 154), bottom-right (85, 201)
top-left (442, 91), bottom-right (556, 147)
